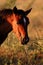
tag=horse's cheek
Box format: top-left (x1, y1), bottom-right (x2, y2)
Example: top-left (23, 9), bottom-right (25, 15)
top-left (18, 25), bottom-right (26, 38)
top-left (12, 21), bottom-right (17, 33)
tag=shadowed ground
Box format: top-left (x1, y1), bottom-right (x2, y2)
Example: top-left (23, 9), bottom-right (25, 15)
top-left (0, 0), bottom-right (43, 65)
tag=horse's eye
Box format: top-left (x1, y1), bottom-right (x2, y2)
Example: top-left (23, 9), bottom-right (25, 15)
top-left (19, 15), bottom-right (22, 19)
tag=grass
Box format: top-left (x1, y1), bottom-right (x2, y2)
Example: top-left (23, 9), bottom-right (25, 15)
top-left (0, 0), bottom-right (43, 65)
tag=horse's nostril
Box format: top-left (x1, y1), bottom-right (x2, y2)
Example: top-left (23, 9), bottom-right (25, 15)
top-left (26, 37), bottom-right (29, 42)
top-left (22, 36), bottom-right (29, 45)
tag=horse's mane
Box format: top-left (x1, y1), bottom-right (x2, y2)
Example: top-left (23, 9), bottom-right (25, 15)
top-left (0, 9), bottom-right (13, 25)
top-left (0, 9), bottom-right (13, 17)
top-left (0, 9), bottom-right (13, 44)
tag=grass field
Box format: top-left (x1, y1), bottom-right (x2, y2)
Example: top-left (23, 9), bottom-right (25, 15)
top-left (0, 0), bottom-right (43, 65)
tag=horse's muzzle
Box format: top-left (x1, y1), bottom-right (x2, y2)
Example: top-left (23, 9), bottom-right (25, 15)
top-left (22, 36), bottom-right (29, 45)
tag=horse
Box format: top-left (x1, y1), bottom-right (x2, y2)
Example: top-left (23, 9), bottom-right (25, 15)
top-left (0, 6), bottom-right (32, 45)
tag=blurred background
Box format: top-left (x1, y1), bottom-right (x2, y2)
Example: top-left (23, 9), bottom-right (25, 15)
top-left (0, 0), bottom-right (43, 65)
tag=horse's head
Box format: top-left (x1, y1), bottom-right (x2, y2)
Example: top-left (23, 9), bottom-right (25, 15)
top-left (12, 7), bottom-right (32, 44)
top-left (0, 7), bottom-right (32, 45)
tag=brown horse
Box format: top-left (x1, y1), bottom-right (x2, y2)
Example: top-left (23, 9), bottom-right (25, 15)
top-left (0, 6), bottom-right (32, 45)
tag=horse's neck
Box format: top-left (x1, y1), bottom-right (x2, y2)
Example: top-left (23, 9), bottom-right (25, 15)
top-left (0, 21), bottom-right (12, 35)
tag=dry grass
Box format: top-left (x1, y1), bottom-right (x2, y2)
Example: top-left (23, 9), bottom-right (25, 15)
top-left (0, 0), bottom-right (43, 65)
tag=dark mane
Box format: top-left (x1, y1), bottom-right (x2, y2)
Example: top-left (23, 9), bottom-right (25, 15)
top-left (0, 9), bottom-right (13, 44)
top-left (0, 9), bottom-right (13, 17)
top-left (0, 9), bottom-right (13, 25)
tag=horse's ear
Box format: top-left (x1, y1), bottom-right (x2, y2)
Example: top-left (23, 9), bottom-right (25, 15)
top-left (25, 8), bottom-right (32, 15)
top-left (13, 6), bottom-right (17, 12)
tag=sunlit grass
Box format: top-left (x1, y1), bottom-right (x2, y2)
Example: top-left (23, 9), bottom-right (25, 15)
top-left (0, 0), bottom-right (43, 65)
